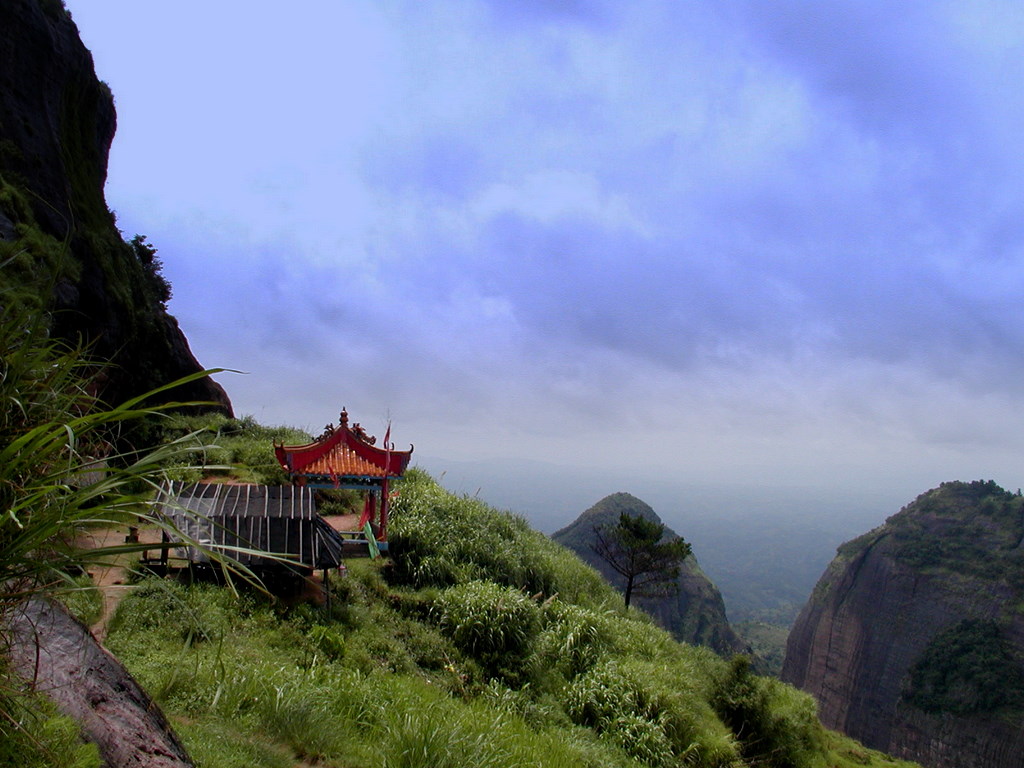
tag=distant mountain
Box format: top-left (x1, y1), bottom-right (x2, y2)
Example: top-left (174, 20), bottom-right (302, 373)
top-left (782, 480), bottom-right (1024, 768)
top-left (552, 492), bottom-right (748, 657)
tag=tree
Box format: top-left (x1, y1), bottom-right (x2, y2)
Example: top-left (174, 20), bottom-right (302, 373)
top-left (591, 513), bottom-right (692, 608)
top-left (128, 233), bottom-right (172, 308)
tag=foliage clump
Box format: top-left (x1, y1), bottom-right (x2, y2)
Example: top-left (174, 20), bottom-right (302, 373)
top-left (386, 468), bottom-right (612, 605)
top-left (712, 655), bottom-right (824, 768)
top-left (144, 412), bottom-right (312, 485)
top-left (432, 580), bottom-right (541, 684)
top-left (904, 619), bottom-right (1024, 716)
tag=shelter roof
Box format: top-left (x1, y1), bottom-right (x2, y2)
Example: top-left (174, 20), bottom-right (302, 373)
top-left (155, 482), bottom-right (345, 569)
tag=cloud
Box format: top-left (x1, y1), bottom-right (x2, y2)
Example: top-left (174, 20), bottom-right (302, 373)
top-left (69, 0), bottom-right (1024, 501)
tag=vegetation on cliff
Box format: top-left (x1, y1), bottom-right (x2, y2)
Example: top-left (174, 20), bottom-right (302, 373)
top-left (905, 619), bottom-right (1024, 717)
top-left (783, 480), bottom-right (1024, 768)
top-left (886, 481), bottom-right (1024, 587)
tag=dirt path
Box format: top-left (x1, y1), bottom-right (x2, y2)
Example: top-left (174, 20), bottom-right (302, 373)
top-left (322, 513), bottom-right (362, 532)
top-left (77, 525), bottom-right (162, 642)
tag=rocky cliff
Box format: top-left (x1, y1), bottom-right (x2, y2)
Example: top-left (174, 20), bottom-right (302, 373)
top-left (782, 480), bottom-right (1024, 768)
top-left (0, 0), bottom-right (231, 414)
top-left (552, 491), bottom-right (748, 657)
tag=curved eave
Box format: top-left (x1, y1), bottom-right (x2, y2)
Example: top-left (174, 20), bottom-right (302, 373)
top-left (275, 425), bottom-right (413, 477)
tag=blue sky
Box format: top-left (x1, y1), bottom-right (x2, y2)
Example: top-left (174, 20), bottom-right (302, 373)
top-left (69, 0), bottom-right (1024, 526)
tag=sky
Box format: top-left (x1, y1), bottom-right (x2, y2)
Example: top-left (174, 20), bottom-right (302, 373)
top-left (68, 0), bottom-right (1024, 532)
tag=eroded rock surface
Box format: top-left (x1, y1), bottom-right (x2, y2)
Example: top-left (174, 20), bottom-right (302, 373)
top-left (6, 598), bottom-right (194, 768)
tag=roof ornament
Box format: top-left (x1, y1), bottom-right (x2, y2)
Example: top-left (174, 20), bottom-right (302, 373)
top-left (352, 422), bottom-right (376, 445)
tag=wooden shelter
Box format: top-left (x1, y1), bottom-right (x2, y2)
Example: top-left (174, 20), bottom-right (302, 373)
top-left (154, 482), bottom-right (345, 572)
top-left (274, 409), bottom-right (413, 543)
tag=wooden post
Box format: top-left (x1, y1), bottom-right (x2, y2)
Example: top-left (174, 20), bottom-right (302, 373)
top-left (323, 568), bottom-right (330, 611)
top-left (379, 478), bottom-right (389, 541)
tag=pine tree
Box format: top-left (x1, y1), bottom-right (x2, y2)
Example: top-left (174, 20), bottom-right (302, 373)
top-left (591, 513), bottom-right (692, 607)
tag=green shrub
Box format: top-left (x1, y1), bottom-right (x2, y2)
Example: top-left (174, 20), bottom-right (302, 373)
top-left (712, 655), bottom-right (824, 768)
top-left (562, 658), bottom-right (738, 768)
top-left (535, 601), bottom-right (616, 680)
top-left (603, 713), bottom-right (674, 767)
top-left (307, 623), bottom-right (347, 660)
top-left (432, 580), bottom-right (541, 683)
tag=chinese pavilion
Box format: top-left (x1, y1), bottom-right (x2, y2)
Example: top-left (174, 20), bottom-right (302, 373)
top-left (273, 409), bottom-right (413, 543)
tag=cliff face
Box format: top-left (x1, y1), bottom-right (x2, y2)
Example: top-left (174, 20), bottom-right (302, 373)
top-left (782, 480), bottom-right (1024, 768)
top-left (552, 492), bottom-right (748, 657)
top-left (0, 0), bottom-right (231, 413)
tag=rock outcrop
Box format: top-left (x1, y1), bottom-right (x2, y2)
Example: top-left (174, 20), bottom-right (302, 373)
top-left (782, 480), bottom-right (1024, 768)
top-left (0, 0), bottom-right (231, 413)
top-left (7, 598), bottom-right (194, 768)
top-left (552, 491), bottom-right (748, 656)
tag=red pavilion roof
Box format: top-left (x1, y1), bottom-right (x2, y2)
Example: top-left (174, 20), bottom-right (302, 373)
top-left (274, 411), bottom-right (412, 481)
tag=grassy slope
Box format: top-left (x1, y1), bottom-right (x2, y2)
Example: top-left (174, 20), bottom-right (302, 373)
top-left (104, 468), bottom-right (920, 768)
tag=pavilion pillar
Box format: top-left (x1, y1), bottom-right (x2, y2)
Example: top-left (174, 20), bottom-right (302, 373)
top-left (379, 478), bottom-right (390, 541)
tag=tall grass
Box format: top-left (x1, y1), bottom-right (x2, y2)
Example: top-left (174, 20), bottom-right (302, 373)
top-left (388, 468), bottom-right (613, 606)
top-left (0, 677), bottom-right (101, 768)
top-left (0, 300), bottom-right (247, 612)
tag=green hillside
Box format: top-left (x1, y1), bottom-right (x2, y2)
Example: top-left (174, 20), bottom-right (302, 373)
top-left (0, 316), bottom-right (920, 766)
top-left (90, 470), bottom-right (915, 768)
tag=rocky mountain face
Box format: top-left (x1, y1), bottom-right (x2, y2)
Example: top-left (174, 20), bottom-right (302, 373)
top-left (552, 491), bottom-right (748, 657)
top-left (782, 480), bottom-right (1024, 768)
top-left (0, 0), bottom-right (231, 413)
